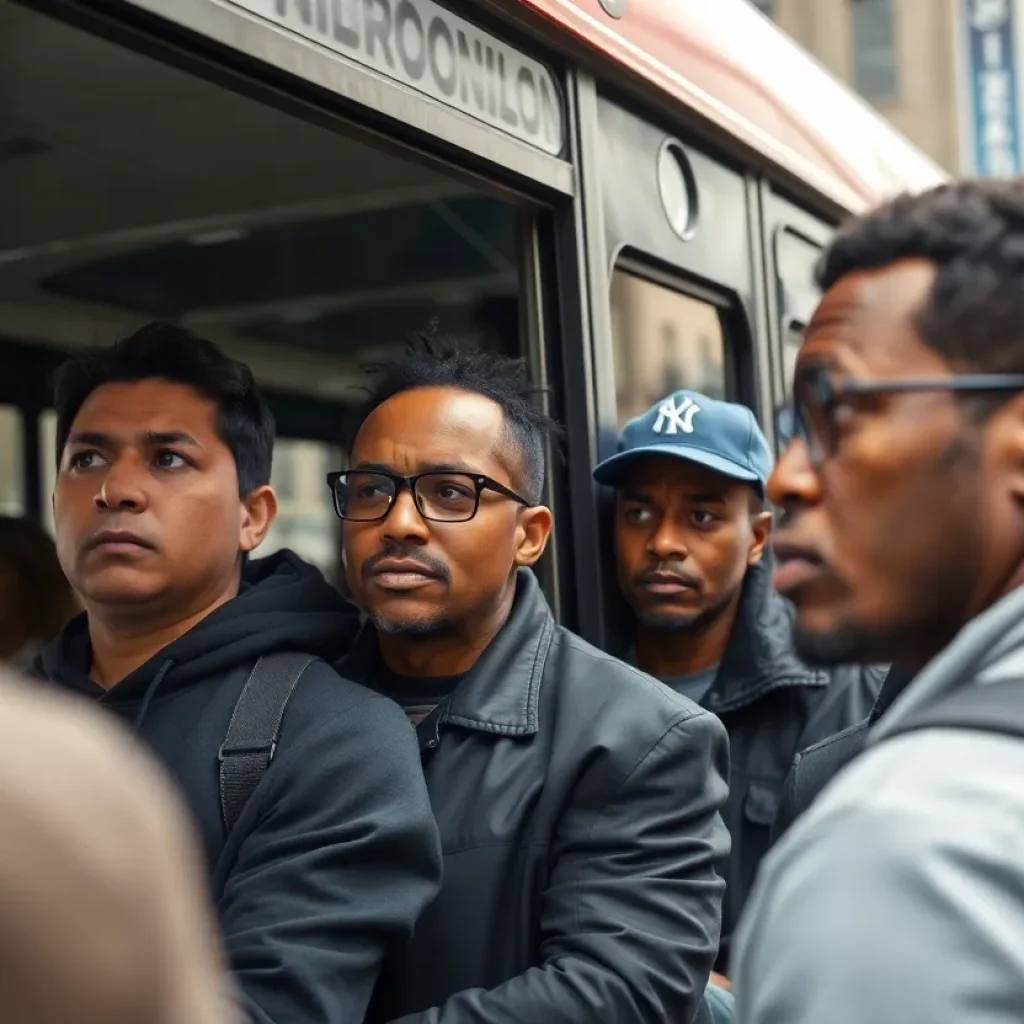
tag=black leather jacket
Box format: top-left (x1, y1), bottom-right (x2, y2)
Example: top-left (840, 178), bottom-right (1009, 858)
top-left (771, 664), bottom-right (915, 845)
top-left (654, 560), bottom-right (887, 972)
top-left (345, 569), bottom-right (731, 1024)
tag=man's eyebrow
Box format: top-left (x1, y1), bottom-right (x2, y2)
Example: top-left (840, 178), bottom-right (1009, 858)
top-left (620, 488), bottom-right (655, 502)
top-left (351, 461), bottom-right (486, 475)
top-left (418, 461), bottom-right (482, 475)
top-left (143, 431), bottom-right (202, 448)
top-left (67, 431), bottom-right (113, 449)
top-left (684, 493), bottom-right (728, 504)
top-left (796, 354), bottom-right (842, 373)
top-left (67, 430), bottom-right (202, 447)
top-left (621, 489), bottom-right (728, 504)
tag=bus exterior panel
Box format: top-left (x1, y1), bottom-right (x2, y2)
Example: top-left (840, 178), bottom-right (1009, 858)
top-left (512, 0), bottom-right (948, 213)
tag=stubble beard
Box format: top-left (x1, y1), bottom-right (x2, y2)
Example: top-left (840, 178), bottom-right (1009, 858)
top-left (370, 608), bottom-right (456, 638)
top-left (791, 620), bottom-right (884, 667)
top-left (636, 607), bottom-right (707, 634)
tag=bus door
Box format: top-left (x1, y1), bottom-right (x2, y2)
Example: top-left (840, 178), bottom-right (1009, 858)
top-left (578, 87), bottom-right (771, 655)
top-left (4, 0), bottom-right (579, 611)
top-left (761, 189), bottom-right (834, 449)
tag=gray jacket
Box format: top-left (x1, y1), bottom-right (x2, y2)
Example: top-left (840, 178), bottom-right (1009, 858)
top-left (733, 584), bottom-right (1024, 1024)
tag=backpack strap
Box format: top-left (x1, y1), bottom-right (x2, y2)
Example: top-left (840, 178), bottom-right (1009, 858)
top-left (884, 676), bottom-right (1024, 743)
top-left (219, 652), bottom-right (316, 835)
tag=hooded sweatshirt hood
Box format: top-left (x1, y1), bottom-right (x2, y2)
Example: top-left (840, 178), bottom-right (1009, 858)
top-left (37, 549), bottom-right (360, 723)
top-left (30, 548), bottom-right (442, 1024)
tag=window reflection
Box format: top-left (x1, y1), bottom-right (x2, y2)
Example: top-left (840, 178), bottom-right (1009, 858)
top-left (262, 439), bottom-right (343, 583)
top-left (782, 320), bottom-right (805, 394)
top-left (610, 269), bottom-right (727, 428)
top-left (852, 0), bottom-right (898, 103)
top-left (2, 1), bottom-right (527, 588)
top-left (40, 410), bottom-right (56, 533)
top-left (0, 408), bottom-right (24, 516)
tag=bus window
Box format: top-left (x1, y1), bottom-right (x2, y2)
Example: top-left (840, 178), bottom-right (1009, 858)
top-left (0, 407), bottom-right (24, 516)
top-left (775, 226), bottom-right (824, 393)
top-left (262, 439), bottom-right (343, 583)
top-left (39, 410), bottom-right (56, 533)
top-left (609, 268), bottom-right (727, 428)
top-left (782, 321), bottom-right (805, 391)
top-left (2, 2), bottom-right (530, 592)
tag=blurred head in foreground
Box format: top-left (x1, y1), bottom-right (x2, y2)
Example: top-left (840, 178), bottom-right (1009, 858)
top-left (0, 665), bottom-right (234, 1024)
top-left (769, 179), bottom-right (1024, 671)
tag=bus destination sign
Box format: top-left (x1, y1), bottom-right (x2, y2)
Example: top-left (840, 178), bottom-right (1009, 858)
top-left (230, 0), bottom-right (566, 157)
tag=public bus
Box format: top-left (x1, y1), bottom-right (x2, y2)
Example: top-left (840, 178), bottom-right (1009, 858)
top-left (0, 0), bottom-right (946, 648)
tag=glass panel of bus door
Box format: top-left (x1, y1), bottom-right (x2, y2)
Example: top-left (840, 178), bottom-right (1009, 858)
top-left (589, 95), bottom-right (766, 658)
top-left (761, 190), bottom-right (833, 450)
top-left (0, 0), bottom-right (562, 609)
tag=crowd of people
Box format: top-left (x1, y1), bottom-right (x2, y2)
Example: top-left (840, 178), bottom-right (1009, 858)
top-left (5, 176), bottom-right (1024, 1023)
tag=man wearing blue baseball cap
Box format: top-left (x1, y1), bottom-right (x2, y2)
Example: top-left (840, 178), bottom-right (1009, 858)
top-left (594, 390), bottom-right (886, 981)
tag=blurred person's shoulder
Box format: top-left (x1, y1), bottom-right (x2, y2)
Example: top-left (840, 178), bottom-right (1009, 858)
top-left (0, 668), bottom-right (234, 1024)
top-left (736, 728), bottom-right (1024, 1024)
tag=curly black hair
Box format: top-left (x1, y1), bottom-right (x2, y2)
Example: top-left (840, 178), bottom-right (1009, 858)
top-left (351, 334), bottom-right (559, 504)
top-left (817, 179), bottom-right (1024, 374)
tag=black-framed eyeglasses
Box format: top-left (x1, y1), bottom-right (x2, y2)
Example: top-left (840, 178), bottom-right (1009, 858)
top-left (326, 469), bottom-right (531, 523)
top-left (791, 366), bottom-right (1024, 466)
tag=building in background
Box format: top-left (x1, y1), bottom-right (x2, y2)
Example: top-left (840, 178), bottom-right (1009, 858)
top-left (751, 0), bottom-right (1024, 179)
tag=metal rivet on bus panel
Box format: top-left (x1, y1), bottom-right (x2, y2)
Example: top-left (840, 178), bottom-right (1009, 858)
top-left (598, 0), bottom-right (626, 18)
top-left (657, 139), bottom-right (699, 241)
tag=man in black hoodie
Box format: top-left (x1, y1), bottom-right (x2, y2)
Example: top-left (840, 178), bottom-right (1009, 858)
top-left (34, 322), bottom-right (442, 1024)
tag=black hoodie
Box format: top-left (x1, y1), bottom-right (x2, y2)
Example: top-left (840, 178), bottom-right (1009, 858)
top-left (34, 550), bottom-right (442, 1024)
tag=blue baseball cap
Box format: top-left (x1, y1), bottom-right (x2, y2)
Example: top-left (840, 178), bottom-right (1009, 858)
top-left (593, 390), bottom-right (773, 491)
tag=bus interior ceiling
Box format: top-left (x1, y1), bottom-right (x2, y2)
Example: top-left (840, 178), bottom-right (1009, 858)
top-left (0, 0), bottom-right (526, 575)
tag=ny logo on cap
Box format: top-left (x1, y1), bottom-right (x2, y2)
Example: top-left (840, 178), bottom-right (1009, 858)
top-left (653, 395), bottom-right (700, 435)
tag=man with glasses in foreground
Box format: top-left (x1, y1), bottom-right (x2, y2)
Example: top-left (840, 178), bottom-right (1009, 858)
top-left (333, 341), bottom-right (730, 1024)
top-left (734, 180), bottom-right (1024, 1024)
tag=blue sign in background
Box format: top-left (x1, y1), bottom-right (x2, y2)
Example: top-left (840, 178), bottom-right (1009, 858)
top-left (964, 0), bottom-right (1021, 177)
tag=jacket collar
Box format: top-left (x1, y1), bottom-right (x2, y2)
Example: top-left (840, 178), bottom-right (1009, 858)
top-left (342, 569), bottom-right (554, 737)
top-left (704, 557), bottom-right (827, 715)
top-left (868, 664), bottom-right (915, 724)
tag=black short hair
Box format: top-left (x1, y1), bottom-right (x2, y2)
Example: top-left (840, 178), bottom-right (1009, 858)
top-left (52, 322), bottom-right (274, 496)
top-left (352, 336), bottom-right (558, 504)
top-left (817, 180), bottom-right (1024, 374)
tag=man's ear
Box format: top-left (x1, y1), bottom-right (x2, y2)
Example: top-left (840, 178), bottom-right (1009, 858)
top-left (994, 395), bottom-right (1024, 509)
top-left (748, 509), bottom-right (772, 566)
top-left (514, 505), bottom-right (554, 567)
top-left (240, 485), bottom-right (278, 554)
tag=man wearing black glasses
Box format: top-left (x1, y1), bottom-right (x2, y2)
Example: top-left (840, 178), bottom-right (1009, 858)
top-left (734, 180), bottom-right (1024, 1024)
top-left (333, 341), bottom-right (730, 1024)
